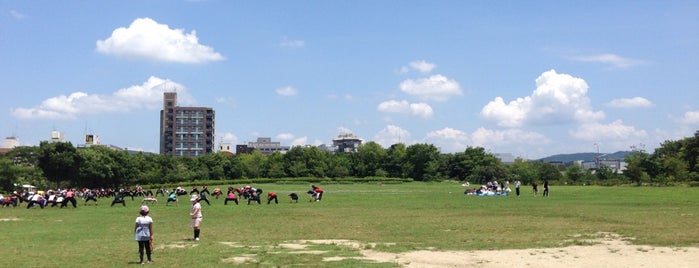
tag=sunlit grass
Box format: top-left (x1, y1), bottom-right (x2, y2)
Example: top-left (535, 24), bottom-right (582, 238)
top-left (2, 183), bottom-right (699, 267)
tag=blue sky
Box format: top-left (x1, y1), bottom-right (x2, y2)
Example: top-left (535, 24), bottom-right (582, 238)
top-left (1, 1), bottom-right (698, 159)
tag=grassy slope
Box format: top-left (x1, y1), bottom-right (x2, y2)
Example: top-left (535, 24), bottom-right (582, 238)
top-left (2, 183), bottom-right (699, 267)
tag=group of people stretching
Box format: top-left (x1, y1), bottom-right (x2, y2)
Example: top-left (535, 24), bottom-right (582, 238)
top-left (4, 184), bottom-right (326, 209)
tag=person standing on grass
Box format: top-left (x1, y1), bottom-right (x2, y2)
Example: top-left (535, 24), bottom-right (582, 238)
top-left (532, 181), bottom-right (538, 196)
top-left (189, 195), bottom-right (202, 241)
top-left (543, 179), bottom-right (549, 197)
top-left (514, 180), bottom-right (521, 197)
top-left (134, 205), bottom-right (153, 264)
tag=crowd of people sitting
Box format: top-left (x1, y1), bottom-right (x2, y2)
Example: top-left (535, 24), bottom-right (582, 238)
top-left (463, 180), bottom-right (511, 196)
top-left (1, 184), bottom-right (326, 208)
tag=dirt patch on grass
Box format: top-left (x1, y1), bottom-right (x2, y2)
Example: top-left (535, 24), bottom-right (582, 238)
top-left (157, 242), bottom-right (199, 250)
top-left (221, 254), bottom-right (256, 264)
top-left (353, 233), bottom-right (699, 267)
top-left (221, 234), bottom-right (699, 267)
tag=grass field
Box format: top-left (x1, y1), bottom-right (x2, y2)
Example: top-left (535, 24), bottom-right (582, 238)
top-left (2, 182), bottom-right (699, 267)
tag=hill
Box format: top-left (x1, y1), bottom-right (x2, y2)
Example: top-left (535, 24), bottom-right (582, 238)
top-left (538, 151), bottom-right (631, 163)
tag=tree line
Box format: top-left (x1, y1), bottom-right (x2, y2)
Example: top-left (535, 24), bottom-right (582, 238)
top-left (1, 130), bottom-right (698, 192)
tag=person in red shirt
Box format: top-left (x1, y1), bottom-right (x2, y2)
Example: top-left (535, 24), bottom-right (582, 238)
top-left (312, 185), bottom-right (323, 202)
top-left (267, 192), bottom-right (278, 204)
top-left (61, 189), bottom-right (77, 208)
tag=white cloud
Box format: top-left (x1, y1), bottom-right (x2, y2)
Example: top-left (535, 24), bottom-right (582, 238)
top-left (680, 110), bottom-right (699, 125)
top-left (10, 10), bottom-right (26, 19)
top-left (571, 53), bottom-right (645, 69)
top-left (606, 97), bottom-right (653, 108)
top-left (11, 76), bottom-right (191, 120)
top-left (377, 100), bottom-right (434, 119)
top-left (398, 60), bottom-right (437, 74)
top-left (276, 86), bottom-right (298, 96)
top-left (481, 69), bottom-right (604, 128)
top-left (291, 137), bottom-right (308, 146)
top-left (425, 127), bottom-right (470, 152)
top-left (336, 127), bottom-right (354, 135)
top-left (409, 60), bottom-right (436, 73)
top-left (399, 75), bottom-right (462, 101)
top-left (280, 38), bottom-right (305, 48)
top-left (374, 125), bottom-right (411, 148)
top-left (470, 127), bottom-right (549, 148)
top-left (96, 17), bottom-right (224, 63)
top-left (219, 132), bottom-right (239, 145)
top-left (570, 120), bottom-right (648, 141)
top-left (276, 133), bottom-right (295, 141)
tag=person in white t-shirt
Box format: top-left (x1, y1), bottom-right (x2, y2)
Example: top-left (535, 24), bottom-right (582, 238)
top-left (189, 195), bottom-right (202, 241)
top-left (134, 205), bottom-right (153, 264)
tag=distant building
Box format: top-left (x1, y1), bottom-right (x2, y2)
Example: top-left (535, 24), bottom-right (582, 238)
top-left (238, 137), bottom-right (290, 155)
top-left (159, 92), bottom-right (216, 156)
top-left (50, 131), bottom-right (66, 143)
top-left (219, 142), bottom-right (233, 154)
top-left (1, 136), bottom-right (19, 149)
top-left (0, 136), bottom-right (20, 155)
top-left (332, 133), bottom-right (363, 153)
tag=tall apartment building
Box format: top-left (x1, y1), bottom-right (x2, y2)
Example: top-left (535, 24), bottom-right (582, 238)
top-left (159, 92), bottom-right (215, 156)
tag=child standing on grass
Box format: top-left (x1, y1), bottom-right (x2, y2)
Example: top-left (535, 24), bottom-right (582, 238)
top-left (190, 195), bottom-right (202, 241)
top-left (134, 205), bottom-right (153, 264)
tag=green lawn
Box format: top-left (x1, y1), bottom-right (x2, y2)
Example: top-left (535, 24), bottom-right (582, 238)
top-left (3, 183), bottom-right (699, 267)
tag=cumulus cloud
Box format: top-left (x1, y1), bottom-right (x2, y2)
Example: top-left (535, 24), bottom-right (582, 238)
top-left (570, 120), bottom-right (648, 141)
top-left (571, 53), bottom-right (645, 69)
top-left (377, 100), bottom-right (434, 119)
top-left (96, 17), bottom-right (224, 63)
top-left (11, 76), bottom-right (191, 120)
top-left (470, 127), bottom-right (549, 148)
top-left (425, 128), bottom-right (470, 152)
top-left (680, 110), bottom-right (699, 125)
top-left (290, 137), bottom-right (308, 146)
top-left (606, 97), bottom-right (653, 109)
top-left (374, 125), bottom-right (411, 148)
top-left (219, 132), bottom-right (239, 145)
top-left (399, 75), bottom-right (462, 101)
top-left (481, 69), bottom-right (604, 128)
top-left (276, 133), bottom-right (295, 141)
top-left (276, 86), bottom-right (298, 96)
top-left (336, 127), bottom-right (354, 135)
top-left (399, 60), bottom-right (437, 74)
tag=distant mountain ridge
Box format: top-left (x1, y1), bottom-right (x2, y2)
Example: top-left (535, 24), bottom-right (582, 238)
top-left (538, 151), bottom-right (631, 163)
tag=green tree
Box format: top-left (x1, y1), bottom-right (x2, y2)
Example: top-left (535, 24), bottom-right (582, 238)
top-left (326, 153), bottom-right (351, 178)
top-left (264, 152), bottom-right (286, 178)
top-left (240, 151), bottom-right (266, 178)
top-left (75, 146), bottom-right (117, 188)
top-left (355, 142), bottom-right (387, 177)
top-left (508, 158), bottom-right (538, 185)
top-left (404, 143), bottom-right (441, 181)
top-left (284, 146), bottom-right (309, 177)
top-left (563, 162), bottom-right (591, 184)
top-left (384, 143), bottom-right (407, 178)
top-left (37, 141), bottom-right (79, 187)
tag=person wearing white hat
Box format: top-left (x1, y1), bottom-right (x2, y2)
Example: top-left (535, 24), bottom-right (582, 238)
top-left (189, 195), bottom-right (202, 241)
top-left (134, 205), bottom-right (153, 264)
